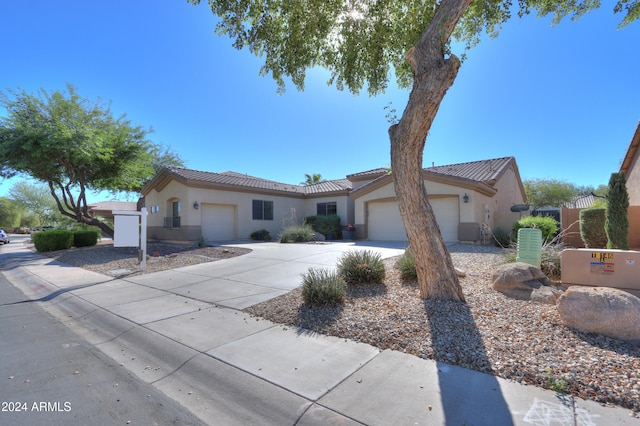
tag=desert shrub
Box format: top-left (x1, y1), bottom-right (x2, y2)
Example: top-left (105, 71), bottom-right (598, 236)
top-left (337, 250), bottom-right (385, 284)
top-left (279, 225), bottom-right (315, 243)
top-left (73, 230), bottom-right (99, 247)
top-left (32, 230), bottom-right (74, 252)
top-left (492, 227), bottom-right (512, 248)
top-left (301, 267), bottom-right (345, 305)
top-left (513, 216), bottom-right (559, 244)
top-left (395, 248), bottom-right (417, 280)
top-left (540, 243), bottom-right (563, 279)
top-left (580, 208), bottom-right (607, 248)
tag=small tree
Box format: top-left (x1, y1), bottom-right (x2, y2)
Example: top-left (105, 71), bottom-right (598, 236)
top-left (301, 173), bottom-right (324, 185)
top-left (0, 85), bottom-right (183, 237)
top-left (9, 181), bottom-right (58, 229)
top-left (605, 172), bottom-right (629, 250)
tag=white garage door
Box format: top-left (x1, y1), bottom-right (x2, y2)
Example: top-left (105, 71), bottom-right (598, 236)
top-left (367, 197), bottom-right (459, 242)
top-left (202, 204), bottom-right (235, 241)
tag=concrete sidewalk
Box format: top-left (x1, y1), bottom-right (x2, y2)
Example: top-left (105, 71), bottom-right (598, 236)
top-left (1, 240), bottom-right (638, 425)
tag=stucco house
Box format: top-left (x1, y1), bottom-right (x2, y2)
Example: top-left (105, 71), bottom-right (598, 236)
top-left (140, 156), bottom-right (527, 243)
top-left (620, 120), bottom-right (640, 206)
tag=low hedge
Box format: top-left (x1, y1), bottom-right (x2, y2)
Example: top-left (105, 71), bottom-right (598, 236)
top-left (32, 230), bottom-right (74, 252)
top-left (73, 230), bottom-right (100, 247)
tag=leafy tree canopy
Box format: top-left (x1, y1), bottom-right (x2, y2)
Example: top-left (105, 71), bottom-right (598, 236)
top-left (524, 178), bottom-right (581, 209)
top-left (188, 0), bottom-right (638, 95)
top-left (9, 181), bottom-right (58, 229)
top-left (0, 84), bottom-right (184, 235)
top-left (188, 0), bottom-right (637, 300)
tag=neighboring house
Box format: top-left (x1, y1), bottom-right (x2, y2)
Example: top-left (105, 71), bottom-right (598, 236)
top-left (620, 120), bottom-right (640, 206)
top-left (88, 201), bottom-right (138, 221)
top-left (140, 156), bottom-right (527, 243)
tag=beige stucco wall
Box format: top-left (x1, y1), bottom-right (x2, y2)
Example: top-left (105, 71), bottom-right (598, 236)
top-left (626, 149), bottom-right (640, 206)
top-left (490, 166), bottom-right (528, 232)
top-left (144, 180), bottom-right (356, 241)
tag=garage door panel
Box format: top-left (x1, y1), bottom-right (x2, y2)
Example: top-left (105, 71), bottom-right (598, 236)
top-left (202, 204), bottom-right (235, 241)
top-left (367, 198), bottom-right (459, 242)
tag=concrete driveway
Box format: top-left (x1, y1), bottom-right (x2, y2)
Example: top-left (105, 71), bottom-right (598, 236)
top-left (124, 240), bottom-right (407, 309)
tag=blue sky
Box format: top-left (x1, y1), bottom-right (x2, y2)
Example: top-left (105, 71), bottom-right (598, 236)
top-left (1, 1), bottom-right (638, 203)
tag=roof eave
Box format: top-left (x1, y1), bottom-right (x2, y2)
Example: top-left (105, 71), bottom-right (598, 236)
top-left (620, 121), bottom-right (640, 175)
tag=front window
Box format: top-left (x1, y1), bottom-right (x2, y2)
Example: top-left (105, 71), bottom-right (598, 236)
top-left (252, 200), bottom-right (274, 220)
top-left (317, 202), bottom-right (337, 216)
top-left (164, 200), bottom-right (181, 228)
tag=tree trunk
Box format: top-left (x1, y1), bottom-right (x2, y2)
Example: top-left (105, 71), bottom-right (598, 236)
top-left (390, 0), bottom-right (472, 301)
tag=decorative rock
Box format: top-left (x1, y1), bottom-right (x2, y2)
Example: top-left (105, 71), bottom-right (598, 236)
top-left (556, 286), bottom-right (640, 342)
top-left (492, 262), bottom-right (563, 305)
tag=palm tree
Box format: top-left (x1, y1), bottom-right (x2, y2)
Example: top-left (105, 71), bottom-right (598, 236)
top-left (301, 173), bottom-right (324, 185)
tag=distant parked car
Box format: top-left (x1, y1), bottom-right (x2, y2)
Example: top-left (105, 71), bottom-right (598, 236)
top-left (0, 229), bottom-right (10, 244)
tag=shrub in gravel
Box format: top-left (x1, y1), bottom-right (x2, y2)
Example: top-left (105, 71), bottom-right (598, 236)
top-left (279, 225), bottom-right (315, 243)
top-left (301, 267), bottom-right (345, 305)
top-left (33, 230), bottom-right (74, 252)
top-left (337, 250), bottom-right (385, 284)
top-left (396, 248), bottom-right (417, 280)
top-left (73, 230), bottom-right (99, 247)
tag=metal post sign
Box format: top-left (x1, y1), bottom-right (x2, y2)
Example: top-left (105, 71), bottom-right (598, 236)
top-left (113, 207), bottom-right (148, 271)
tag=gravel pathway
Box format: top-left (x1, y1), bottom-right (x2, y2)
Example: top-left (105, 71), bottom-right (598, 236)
top-left (245, 244), bottom-right (640, 415)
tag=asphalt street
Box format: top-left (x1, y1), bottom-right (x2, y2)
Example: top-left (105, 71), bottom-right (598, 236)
top-left (0, 270), bottom-right (205, 426)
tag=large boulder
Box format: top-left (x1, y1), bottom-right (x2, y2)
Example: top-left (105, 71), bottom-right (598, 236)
top-left (492, 262), bottom-right (563, 304)
top-left (556, 286), bottom-right (640, 342)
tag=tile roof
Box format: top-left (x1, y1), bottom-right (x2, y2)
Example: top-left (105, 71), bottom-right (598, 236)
top-left (163, 167), bottom-right (351, 196)
top-left (88, 201), bottom-right (138, 211)
top-left (147, 157), bottom-right (517, 198)
top-left (168, 167), bottom-right (305, 194)
top-left (304, 179), bottom-right (353, 194)
top-left (425, 157), bottom-right (515, 184)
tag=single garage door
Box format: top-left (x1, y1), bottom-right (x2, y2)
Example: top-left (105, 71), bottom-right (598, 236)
top-left (367, 197), bottom-right (459, 242)
top-left (202, 204), bottom-right (235, 241)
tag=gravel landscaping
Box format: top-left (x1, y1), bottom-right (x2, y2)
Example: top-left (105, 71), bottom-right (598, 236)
top-left (35, 241), bottom-right (639, 415)
top-left (245, 244), bottom-right (640, 415)
top-left (36, 242), bottom-right (252, 276)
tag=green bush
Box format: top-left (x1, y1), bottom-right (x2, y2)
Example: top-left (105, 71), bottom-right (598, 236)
top-left (279, 225), bottom-right (315, 243)
top-left (513, 216), bottom-right (559, 244)
top-left (605, 172), bottom-right (629, 250)
top-left (312, 215), bottom-right (341, 237)
top-left (301, 267), bottom-right (346, 305)
top-left (32, 230), bottom-right (74, 252)
top-left (73, 230), bottom-right (99, 247)
top-left (395, 248), bottom-right (417, 280)
top-left (337, 250), bottom-right (385, 284)
top-left (580, 208), bottom-right (607, 248)
top-left (250, 229), bottom-right (271, 241)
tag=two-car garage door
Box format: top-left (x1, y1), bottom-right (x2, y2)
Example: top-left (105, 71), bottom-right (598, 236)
top-left (367, 197), bottom-right (459, 242)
